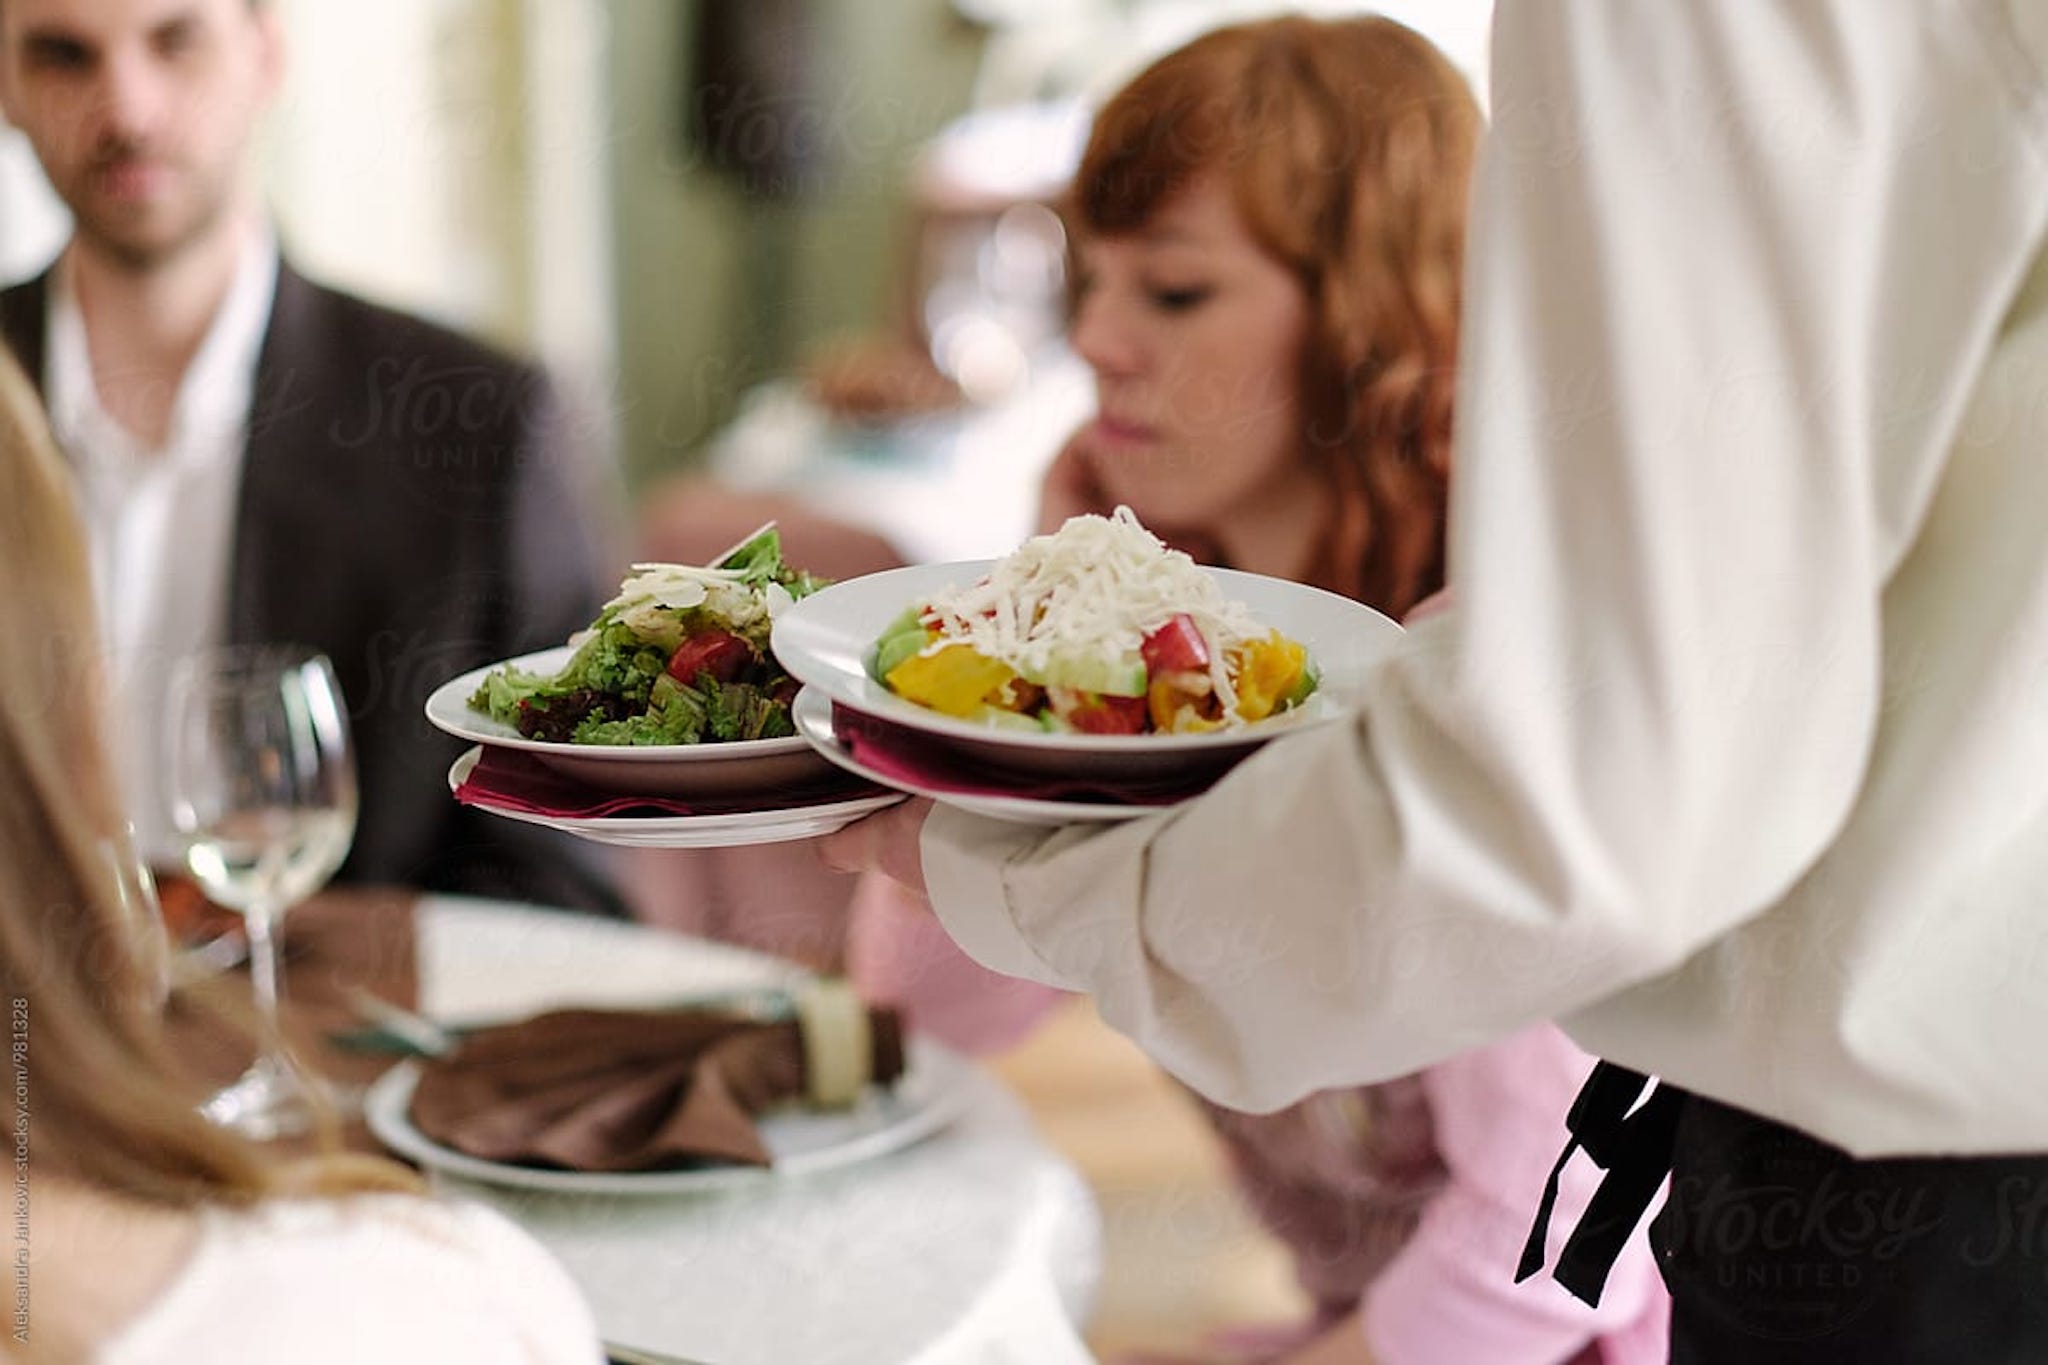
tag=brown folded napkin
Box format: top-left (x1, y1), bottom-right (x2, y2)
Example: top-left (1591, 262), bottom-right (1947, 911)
top-left (407, 1000), bottom-right (905, 1172)
top-left (455, 746), bottom-right (883, 819)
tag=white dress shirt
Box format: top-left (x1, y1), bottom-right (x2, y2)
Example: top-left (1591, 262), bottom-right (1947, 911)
top-left (46, 232), bottom-right (278, 862)
top-left (924, 0), bottom-right (2048, 1157)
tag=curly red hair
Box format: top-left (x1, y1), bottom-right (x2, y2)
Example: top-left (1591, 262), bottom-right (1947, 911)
top-left (1074, 15), bottom-right (1478, 615)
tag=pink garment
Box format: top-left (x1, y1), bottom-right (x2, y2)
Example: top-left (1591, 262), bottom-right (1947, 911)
top-left (1362, 1026), bottom-right (1670, 1365)
top-left (1197, 1077), bottom-right (1444, 1330)
top-left (622, 851), bottom-right (1062, 1055)
top-left (1196, 1027), bottom-right (1666, 1365)
top-left (844, 870), bottom-right (1067, 1055)
top-left (622, 846), bottom-right (859, 972)
top-left (1197, 583), bottom-right (1670, 1362)
top-left (626, 612), bottom-right (1667, 1364)
top-left (843, 860), bottom-right (1669, 1363)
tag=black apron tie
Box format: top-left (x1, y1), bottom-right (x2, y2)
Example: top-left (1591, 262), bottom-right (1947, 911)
top-left (1516, 1060), bottom-right (1686, 1306)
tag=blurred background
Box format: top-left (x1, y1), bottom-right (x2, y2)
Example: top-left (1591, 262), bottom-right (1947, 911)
top-left (1, 0), bottom-right (1489, 498)
top-left (1, 2), bottom-right (1494, 1355)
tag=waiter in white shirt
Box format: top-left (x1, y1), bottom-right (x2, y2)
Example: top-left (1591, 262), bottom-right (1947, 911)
top-left (825, 4), bottom-right (2048, 1359)
top-left (0, 0), bottom-right (618, 913)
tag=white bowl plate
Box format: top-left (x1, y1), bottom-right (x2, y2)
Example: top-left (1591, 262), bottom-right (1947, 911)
top-left (364, 1035), bottom-right (972, 1196)
top-left (425, 645), bottom-right (834, 797)
top-left (447, 747), bottom-right (901, 849)
top-left (771, 562), bottom-right (1400, 783)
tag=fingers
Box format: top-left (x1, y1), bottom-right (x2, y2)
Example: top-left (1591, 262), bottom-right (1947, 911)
top-left (876, 797), bottom-right (935, 894)
top-left (816, 797), bottom-right (935, 900)
top-left (816, 815), bottom-right (875, 875)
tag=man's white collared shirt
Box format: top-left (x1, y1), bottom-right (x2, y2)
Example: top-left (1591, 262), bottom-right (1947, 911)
top-left (47, 235), bottom-right (279, 861)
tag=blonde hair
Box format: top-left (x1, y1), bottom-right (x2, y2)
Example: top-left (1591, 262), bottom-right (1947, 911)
top-left (0, 352), bottom-right (413, 1204)
top-left (1075, 15), bottom-right (1479, 616)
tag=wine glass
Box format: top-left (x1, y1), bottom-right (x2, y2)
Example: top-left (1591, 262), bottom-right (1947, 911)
top-left (166, 646), bottom-right (357, 1139)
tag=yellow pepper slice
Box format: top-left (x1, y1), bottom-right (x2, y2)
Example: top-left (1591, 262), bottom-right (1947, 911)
top-left (1148, 673), bottom-right (1222, 733)
top-left (885, 644), bottom-right (1019, 718)
top-left (1233, 632), bottom-right (1308, 721)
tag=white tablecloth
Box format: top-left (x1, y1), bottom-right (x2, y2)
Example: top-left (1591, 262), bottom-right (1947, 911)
top-left (412, 897), bottom-right (1101, 1365)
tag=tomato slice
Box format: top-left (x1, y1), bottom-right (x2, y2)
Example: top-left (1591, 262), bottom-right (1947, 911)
top-left (1050, 687), bottom-right (1149, 734)
top-left (1140, 613), bottom-right (1211, 674)
top-left (666, 629), bottom-right (754, 685)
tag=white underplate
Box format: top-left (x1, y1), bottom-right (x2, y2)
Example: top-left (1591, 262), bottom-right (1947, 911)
top-left (771, 562), bottom-right (1399, 783)
top-left (364, 1035), bottom-right (972, 1196)
top-left (792, 687), bottom-right (1158, 827)
top-left (447, 747), bottom-right (902, 849)
top-left (425, 645), bottom-right (834, 797)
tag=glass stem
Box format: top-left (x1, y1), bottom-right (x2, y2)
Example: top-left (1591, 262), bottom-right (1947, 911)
top-left (245, 905), bottom-right (286, 1047)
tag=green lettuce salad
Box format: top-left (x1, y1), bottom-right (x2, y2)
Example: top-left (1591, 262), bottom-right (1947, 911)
top-left (468, 526), bottom-right (823, 746)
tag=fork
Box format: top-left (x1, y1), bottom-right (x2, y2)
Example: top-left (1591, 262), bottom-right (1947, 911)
top-left (337, 986), bottom-right (461, 1058)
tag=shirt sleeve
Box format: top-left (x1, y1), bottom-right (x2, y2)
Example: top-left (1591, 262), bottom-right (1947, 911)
top-left (923, 0), bottom-right (2048, 1110)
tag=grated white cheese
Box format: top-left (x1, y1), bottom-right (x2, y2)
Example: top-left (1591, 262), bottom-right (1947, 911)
top-left (923, 507), bottom-right (1266, 714)
top-left (605, 563), bottom-right (771, 630)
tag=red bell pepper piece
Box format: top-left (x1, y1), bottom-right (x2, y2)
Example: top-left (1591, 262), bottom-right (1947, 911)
top-left (666, 629), bottom-right (754, 685)
top-left (1140, 613), bottom-right (1211, 675)
top-left (1057, 691), bottom-right (1149, 735)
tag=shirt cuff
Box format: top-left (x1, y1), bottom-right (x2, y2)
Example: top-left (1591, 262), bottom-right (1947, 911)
top-left (920, 804), bottom-right (1071, 989)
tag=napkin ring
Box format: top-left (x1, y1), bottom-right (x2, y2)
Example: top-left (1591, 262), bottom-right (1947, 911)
top-left (795, 979), bottom-right (872, 1108)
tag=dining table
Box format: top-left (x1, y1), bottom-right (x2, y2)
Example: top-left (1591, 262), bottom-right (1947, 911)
top-left (168, 890), bottom-right (1103, 1365)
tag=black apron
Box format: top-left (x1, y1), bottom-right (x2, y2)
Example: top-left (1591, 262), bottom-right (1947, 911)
top-left (1521, 1063), bottom-right (2048, 1363)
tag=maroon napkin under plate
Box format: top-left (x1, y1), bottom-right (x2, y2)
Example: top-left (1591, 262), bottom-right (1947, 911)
top-left (408, 1004), bottom-right (906, 1172)
top-left (831, 702), bottom-right (1231, 806)
top-left (456, 746), bottom-right (879, 819)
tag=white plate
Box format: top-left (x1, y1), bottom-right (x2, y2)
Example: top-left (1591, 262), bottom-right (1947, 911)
top-left (416, 898), bottom-right (802, 1028)
top-left (771, 562), bottom-right (1399, 782)
top-left (447, 748), bottom-right (902, 849)
top-left (793, 687), bottom-right (1156, 826)
top-left (424, 645), bottom-right (834, 797)
top-left (363, 1034), bottom-right (973, 1196)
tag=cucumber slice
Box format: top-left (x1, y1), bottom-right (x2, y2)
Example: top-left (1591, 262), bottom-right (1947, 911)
top-left (872, 624), bottom-right (933, 681)
top-left (1281, 654), bottom-right (1321, 710)
top-left (970, 704), bottom-right (1045, 733)
top-left (876, 604), bottom-right (925, 640)
top-left (870, 605), bottom-right (935, 682)
top-left (1024, 651), bottom-right (1148, 698)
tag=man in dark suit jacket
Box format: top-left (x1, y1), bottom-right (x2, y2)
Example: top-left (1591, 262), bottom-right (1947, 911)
top-left (0, 0), bottom-right (620, 913)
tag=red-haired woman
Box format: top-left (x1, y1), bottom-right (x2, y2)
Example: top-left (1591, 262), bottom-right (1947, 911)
top-left (846, 18), bottom-right (1668, 1364)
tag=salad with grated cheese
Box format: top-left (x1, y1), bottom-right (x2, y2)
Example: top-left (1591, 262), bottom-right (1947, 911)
top-left (470, 525), bottom-right (823, 746)
top-left (871, 508), bottom-right (1318, 734)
